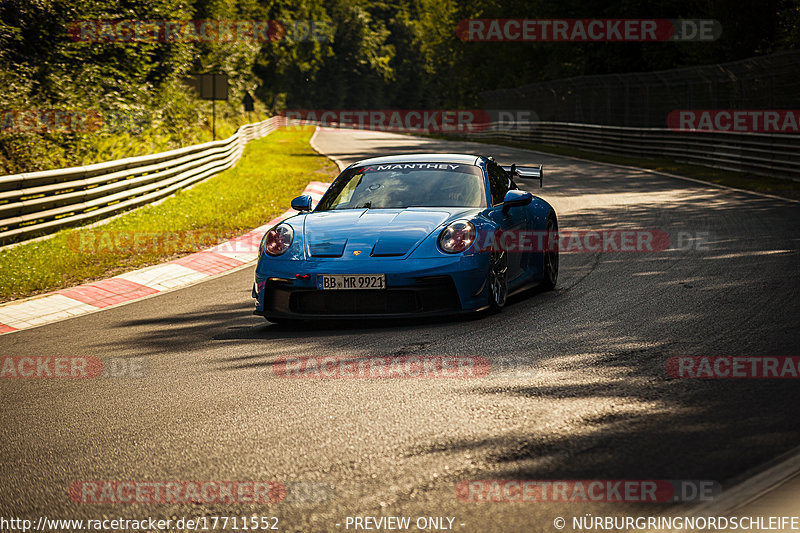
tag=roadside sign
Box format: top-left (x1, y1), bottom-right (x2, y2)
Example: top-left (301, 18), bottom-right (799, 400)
top-left (184, 74), bottom-right (229, 101)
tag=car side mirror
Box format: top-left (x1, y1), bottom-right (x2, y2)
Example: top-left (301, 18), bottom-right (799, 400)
top-left (291, 195), bottom-right (313, 212)
top-left (502, 190), bottom-right (532, 213)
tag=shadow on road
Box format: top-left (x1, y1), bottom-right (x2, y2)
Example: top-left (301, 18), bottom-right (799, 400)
top-left (92, 166), bottom-right (799, 489)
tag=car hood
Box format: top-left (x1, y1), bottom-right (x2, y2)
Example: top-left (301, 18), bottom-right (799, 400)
top-left (303, 208), bottom-right (478, 258)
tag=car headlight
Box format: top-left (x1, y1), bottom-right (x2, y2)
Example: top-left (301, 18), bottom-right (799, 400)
top-left (260, 224), bottom-right (294, 256)
top-left (438, 220), bottom-right (476, 254)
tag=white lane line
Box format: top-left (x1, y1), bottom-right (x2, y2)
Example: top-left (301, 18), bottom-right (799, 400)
top-left (688, 444), bottom-right (800, 517)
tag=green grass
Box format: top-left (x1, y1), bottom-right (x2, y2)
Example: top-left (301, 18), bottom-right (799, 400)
top-left (0, 126), bottom-right (338, 302)
top-left (427, 134), bottom-right (800, 200)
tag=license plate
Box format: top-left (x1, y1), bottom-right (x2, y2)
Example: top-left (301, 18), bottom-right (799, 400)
top-left (318, 274), bottom-right (386, 290)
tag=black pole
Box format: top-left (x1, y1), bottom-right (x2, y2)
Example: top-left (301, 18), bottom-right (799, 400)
top-left (212, 74), bottom-right (216, 140)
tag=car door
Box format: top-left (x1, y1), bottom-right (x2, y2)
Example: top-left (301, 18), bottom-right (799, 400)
top-left (486, 162), bottom-right (526, 283)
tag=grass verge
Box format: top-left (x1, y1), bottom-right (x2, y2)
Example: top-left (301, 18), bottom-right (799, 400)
top-left (0, 126), bottom-right (338, 303)
top-left (426, 134), bottom-right (800, 200)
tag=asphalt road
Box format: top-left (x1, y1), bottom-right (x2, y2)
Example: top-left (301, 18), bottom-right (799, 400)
top-left (1, 128), bottom-right (798, 533)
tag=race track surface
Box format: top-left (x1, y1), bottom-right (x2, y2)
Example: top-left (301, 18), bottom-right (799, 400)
top-left (1, 128), bottom-right (798, 532)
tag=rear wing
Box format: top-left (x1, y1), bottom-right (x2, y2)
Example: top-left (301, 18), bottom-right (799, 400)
top-left (502, 164), bottom-right (543, 188)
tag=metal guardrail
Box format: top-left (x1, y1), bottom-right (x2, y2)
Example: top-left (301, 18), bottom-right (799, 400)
top-left (0, 116), bottom-right (283, 246)
top-left (463, 122), bottom-right (800, 181)
top-left (2, 116), bottom-right (795, 247)
top-left (298, 119), bottom-right (799, 181)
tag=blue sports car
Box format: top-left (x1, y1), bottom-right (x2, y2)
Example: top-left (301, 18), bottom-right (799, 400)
top-left (252, 154), bottom-right (558, 322)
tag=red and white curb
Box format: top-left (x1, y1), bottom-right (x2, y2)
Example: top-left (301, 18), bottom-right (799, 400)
top-left (0, 181), bottom-right (330, 335)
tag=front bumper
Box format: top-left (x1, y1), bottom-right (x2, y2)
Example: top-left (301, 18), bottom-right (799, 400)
top-left (253, 254), bottom-right (490, 319)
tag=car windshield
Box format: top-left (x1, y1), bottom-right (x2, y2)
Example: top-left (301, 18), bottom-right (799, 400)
top-left (315, 162), bottom-right (486, 210)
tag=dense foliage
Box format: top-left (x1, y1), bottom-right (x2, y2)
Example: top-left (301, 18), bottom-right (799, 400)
top-left (1, 0), bottom-right (797, 172)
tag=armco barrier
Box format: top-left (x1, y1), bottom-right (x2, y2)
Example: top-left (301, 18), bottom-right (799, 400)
top-left (0, 116), bottom-right (284, 246)
top-left (304, 118), bottom-right (799, 181)
top-left (462, 122), bottom-right (800, 181)
top-left (3, 116), bottom-right (796, 248)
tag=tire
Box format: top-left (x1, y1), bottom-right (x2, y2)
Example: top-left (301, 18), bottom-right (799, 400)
top-left (539, 212), bottom-right (559, 291)
top-left (488, 250), bottom-right (508, 312)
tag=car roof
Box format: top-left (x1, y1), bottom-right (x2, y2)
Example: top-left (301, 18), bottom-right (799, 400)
top-left (350, 153), bottom-right (482, 167)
